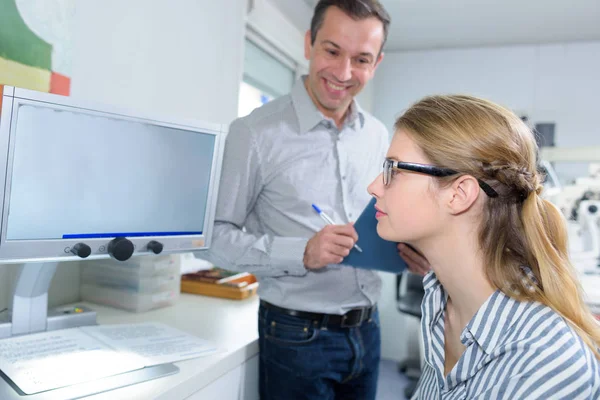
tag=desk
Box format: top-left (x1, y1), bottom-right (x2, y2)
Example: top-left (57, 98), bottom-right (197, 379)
top-left (79, 294), bottom-right (260, 400)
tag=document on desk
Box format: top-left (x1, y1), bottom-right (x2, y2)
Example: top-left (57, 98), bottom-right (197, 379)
top-left (80, 322), bottom-right (218, 365)
top-left (0, 322), bottom-right (217, 395)
top-left (0, 328), bottom-right (145, 395)
top-left (341, 197), bottom-right (407, 273)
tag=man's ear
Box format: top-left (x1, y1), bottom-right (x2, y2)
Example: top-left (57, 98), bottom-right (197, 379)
top-left (446, 175), bottom-right (481, 215)
top-left (374, 51), bottom-right (384, 70)
top-left (304, 30), bottom-right (312, 60)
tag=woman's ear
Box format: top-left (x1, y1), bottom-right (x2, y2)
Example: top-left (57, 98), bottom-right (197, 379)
top-left (446, 175), bottom-right (481, 215)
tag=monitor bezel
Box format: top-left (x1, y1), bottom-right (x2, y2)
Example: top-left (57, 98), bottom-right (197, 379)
top-left (0, 86), bottom-right (225, 263)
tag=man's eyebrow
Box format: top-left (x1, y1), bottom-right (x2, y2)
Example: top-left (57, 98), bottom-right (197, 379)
top-left (321, 40), bottom-right (374, 59)
top-left (321, 40), bottom-right (340, 49)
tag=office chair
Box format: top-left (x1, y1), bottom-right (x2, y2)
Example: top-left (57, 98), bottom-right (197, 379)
top-left (396, 270), bottom-right (425, 398)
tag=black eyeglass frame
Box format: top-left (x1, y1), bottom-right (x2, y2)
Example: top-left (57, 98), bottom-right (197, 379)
top-left (383, 159), bottom-right (499, 198)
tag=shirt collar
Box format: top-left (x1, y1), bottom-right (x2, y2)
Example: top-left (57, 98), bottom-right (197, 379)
top-left (291, 75), bottom-right (365, 134)
top-left (347, 100), bottom-right (365, 129)
top-left (462, 289), bottom-right (524, 355)
top-left (423, 270), bottom-right (440, 291)
top-left (424, 271), bottom-right (526, 355)
top-left (423, 271), bottom-right (448, 333)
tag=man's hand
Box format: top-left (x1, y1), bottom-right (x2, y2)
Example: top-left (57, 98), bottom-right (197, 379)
top-left (303, 223), bottom-right (358, 270)
top-left (398, 243), bottom-right (431, 276)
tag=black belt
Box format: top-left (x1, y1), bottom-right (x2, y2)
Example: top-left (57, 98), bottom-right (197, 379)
top-left (260, 300), bottom-right (375, 328)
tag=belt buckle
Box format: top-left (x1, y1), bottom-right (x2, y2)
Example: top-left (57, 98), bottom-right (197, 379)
top-left (341, 308), bottom-right (365, 328)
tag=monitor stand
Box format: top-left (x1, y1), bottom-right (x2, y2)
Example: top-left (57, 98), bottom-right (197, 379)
top-left (0, 262), bottom-right (97, 338)
top-left (0, 262), bottom-right (179, 399)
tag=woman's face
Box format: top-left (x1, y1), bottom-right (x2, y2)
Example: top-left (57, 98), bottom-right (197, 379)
top-left (368, 130), bottom-right (447, 244)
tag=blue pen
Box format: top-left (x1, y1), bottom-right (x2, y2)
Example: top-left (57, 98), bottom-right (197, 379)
top-left (312, 204), bottom-right (363, 253)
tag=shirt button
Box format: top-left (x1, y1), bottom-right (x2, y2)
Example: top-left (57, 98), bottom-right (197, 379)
top-left (342, 176), bottom-right (346, 180)
top-left (461, 332), bottom-right (474, 345)
top-left (349, 213), bottom-right (353, 218)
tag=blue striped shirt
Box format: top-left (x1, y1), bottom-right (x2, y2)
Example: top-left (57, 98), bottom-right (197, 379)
top-left (414, 271), bottom-right (600, 399)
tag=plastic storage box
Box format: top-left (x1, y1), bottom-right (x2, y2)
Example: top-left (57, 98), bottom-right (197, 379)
top-left (80, 255), bottom-right (180, 312)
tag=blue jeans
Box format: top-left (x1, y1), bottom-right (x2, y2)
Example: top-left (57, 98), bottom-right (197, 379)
top-left (258, 304), bottom-right (381, 400)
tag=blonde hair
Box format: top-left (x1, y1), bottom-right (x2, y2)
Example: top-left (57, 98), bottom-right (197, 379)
top-left (396, 95), bottom-right (600, 359)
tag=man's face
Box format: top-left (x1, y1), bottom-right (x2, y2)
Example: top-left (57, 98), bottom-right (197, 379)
top-left (304, 6), bottom-right (384, 116)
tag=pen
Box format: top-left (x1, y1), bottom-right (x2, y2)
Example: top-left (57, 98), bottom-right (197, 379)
top-left (311, 204), bottom-right (363, 253)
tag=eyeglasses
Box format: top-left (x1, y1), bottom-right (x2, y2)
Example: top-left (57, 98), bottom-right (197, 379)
top-left (382, 159), bottom-right (499, 198)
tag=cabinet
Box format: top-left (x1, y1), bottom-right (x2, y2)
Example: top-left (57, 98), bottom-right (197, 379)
top-left (185, 355), bottom-right (259, 400)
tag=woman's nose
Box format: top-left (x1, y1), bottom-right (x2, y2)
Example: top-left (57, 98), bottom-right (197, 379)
top-left (368, 173), bottom-right (384, 198)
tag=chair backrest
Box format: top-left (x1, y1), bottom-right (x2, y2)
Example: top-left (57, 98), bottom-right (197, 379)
top-left (405, 271), bottom-right (426, 292)
top-left (396, 271), bottom-right (426, 318)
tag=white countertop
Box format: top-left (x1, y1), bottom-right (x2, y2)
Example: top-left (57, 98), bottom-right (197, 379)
top-left (80, 293), bottom-right (259, 400)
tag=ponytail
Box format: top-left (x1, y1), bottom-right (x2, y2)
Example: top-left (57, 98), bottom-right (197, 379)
top-left (522, 193), bottom-right (600, 359)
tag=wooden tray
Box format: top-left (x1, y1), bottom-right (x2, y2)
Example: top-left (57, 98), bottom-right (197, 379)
top-left (181, 272), bottom-right (258, 300)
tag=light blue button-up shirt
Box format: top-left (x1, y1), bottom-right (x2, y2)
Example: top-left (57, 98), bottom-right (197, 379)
top-left (415, 271), bottom-right (600, 399)
top-left (200, 77), bottom-right (389, 314)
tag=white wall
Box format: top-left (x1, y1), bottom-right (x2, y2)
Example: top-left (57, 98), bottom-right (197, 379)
top-left (71, 0), bottom-right (246, 125)
top-left (1, 0), bottom-right (248, 312)
top-left (372, 40), bottom-right (600, 362)
top-left (372, 41), bottom-right (600, 183)
top-left (357, 81), bottom-right (375, 114)
top-left (0, 262), bottom-right (81, 311)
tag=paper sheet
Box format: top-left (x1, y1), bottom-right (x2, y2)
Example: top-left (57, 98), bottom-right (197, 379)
top-left (81, 322), bottom-right (218, 366)
top-left (0, 328), bottom-right (145, 395)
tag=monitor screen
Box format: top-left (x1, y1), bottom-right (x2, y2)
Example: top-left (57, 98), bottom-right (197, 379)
top-left (7, 104), bottom-right (214, 240)
top-left (0, 87), bottom-right (224, 262)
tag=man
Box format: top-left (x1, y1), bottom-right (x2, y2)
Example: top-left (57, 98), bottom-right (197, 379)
top-left (203, 1), bottom-right (429, 399)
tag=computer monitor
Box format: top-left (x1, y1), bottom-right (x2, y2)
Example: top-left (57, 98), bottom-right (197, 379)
top-left (0, 86), bottom-right (225, 263)
top-left (0, 85), bottom-right (225, 339)
top-left (0, 86), bottom-right (226, 397)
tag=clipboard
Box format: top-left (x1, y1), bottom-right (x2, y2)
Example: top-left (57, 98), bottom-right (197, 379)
top-left (341, 197), bottom-right (407, 273)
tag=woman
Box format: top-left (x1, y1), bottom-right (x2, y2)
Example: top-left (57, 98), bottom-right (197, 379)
top-left (368, 95), bottom-right (600, 399)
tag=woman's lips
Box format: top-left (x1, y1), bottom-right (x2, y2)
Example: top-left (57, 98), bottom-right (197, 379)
top-left (375, 207), bottom-right (387, 219)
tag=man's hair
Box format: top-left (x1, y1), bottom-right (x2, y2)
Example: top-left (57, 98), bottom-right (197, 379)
top-left (310, 0), bottom-right (391, 52)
